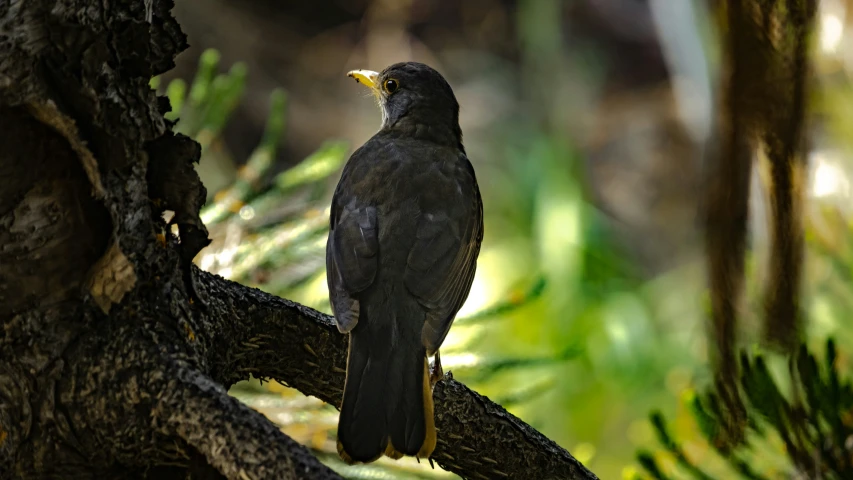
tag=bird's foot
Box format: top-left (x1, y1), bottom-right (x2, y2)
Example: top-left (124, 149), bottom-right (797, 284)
top-left (415, 456), bottom-right (436, 469)
top-left (429, 351), bottom-right (444, 388)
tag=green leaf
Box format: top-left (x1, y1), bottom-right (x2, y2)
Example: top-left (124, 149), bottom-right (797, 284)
top-left (636, 451), bottom-right (669, 480)
top-left (189, 48), bottom-right (221, 107)
top-left (273, 141), bottom-right (350, 191)
top-left (165, 78), bottom-right (186, 122)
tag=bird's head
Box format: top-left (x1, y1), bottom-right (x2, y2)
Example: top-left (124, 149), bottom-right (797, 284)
top-left (347, 62), bottom-right (462, 147)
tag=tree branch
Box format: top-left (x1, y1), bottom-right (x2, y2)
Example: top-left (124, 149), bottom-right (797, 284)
top-left (199, 269), bottom-right (599, 480)
top-left (156, 365), bottom-right (343, 480)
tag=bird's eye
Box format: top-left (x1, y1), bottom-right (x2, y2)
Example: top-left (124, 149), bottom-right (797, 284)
top-left (383, 78), bottom-right (399, 93)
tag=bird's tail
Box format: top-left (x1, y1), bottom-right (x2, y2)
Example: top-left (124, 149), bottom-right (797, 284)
top-left (336, 306), bottom-right (436, 464)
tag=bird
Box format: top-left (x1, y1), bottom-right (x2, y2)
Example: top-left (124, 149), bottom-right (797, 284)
top-left (326, 62), bottom-right (483, 464)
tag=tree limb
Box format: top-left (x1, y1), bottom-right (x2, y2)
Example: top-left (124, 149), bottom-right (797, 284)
top-left (156, 365), bottom-right (342, 480)
top-left (199, 270), bottom-right (600, 480)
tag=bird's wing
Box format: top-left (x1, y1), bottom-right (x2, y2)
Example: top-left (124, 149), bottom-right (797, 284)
top-left (404, 158), bottom-right (483, 355)
top-left (326, 158), bottom-right (379, 333)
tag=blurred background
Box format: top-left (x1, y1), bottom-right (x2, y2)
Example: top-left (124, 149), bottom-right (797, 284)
top-left (152, 0), bottom-right (853, 478)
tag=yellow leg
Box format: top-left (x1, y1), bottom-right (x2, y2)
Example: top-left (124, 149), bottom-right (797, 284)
top-left (417, 357), bottom-right (437, 459)
top-left (429, 350), bottom-right (444, 388)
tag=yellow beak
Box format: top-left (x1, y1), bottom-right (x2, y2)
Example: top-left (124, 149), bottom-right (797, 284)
top-left (347, 70), bottom-right (380, 89)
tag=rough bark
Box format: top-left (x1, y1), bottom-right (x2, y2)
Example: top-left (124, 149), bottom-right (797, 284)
top-left (0, 1), bottom-right (598, 479)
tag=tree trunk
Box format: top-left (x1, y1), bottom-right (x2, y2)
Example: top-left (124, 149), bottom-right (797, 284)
top-left (0, 1), bottom-right (598, 479)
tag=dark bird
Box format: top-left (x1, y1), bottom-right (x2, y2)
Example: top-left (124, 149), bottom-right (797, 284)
top-left (327, 62), bottom-right (483, 464)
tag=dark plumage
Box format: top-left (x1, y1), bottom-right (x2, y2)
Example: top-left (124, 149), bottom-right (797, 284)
top-left (327, 62), bottom-right (483, 464)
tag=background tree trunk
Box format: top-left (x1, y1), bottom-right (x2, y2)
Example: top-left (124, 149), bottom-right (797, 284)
top-left (0, 1), bottom-right (598, 479)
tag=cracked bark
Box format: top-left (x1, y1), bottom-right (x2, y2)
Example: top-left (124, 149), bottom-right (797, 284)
top-left (0, 1), bottom-right (598, 479)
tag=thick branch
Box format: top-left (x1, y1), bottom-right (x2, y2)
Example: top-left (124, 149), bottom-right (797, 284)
top-left (156, 365), bottom-right (343, 480)
top-left (199, 269), bottom-right (599, 480)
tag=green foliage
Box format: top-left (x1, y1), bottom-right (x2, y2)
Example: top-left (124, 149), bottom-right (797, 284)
top-left (638, 339), bottom-right (853, 480)
top-left (154, 50), bottom-right (354, 302)
top-left (629, 30), bottom-right (853, 479)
